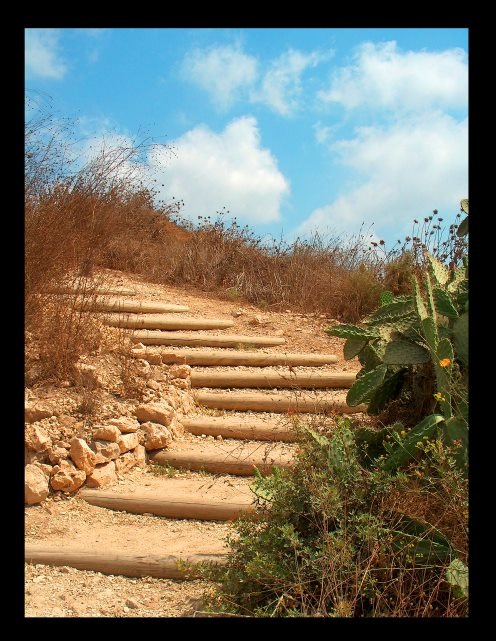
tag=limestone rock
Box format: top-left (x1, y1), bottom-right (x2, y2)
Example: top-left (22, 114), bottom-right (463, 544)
top-left (70, 438), bottom-right (97, 474)
top-left (180, 396), bottom-right (195, 414)
top-left (25, 424), bottom-right (51, 452)
top-left (91, 440), bottom-right (121, 464)
top-left (75, 363), bottom-right (101, 389)
top-left (168, 416), bottom-right (182, 438)
top-left (50, 461), bottom-right (86, 493)
top-left (141, 422), bottom-right (172, 451)
top-left (135, 359), bottom-right (151, 374)
top-left (149, 367), bottom-right (168, 382)
top-left (108, 417), bottom-right (140, 433)
top-left (125, 598), bottom-right (139, 609)
top-left (168, 365), bottom-right (191, 380)
top-left (86, 461), bottom-right (117, 488)
top-left (25, 402), bottom-right (57, 424)
top-left (25, 447), bottom-right (49, 465)
top-left (115, 451), bottom-right (136, 474)
top-left (25, 464), bottom-right (49, 505)
top-left (58, 415), bottom-right (78, 429)
top-left (133, 445), bottom-right (147, 467)
top-left (33, 462), bottom-right (53, 477)
top-left (133, 350), bottom-right (161, 365)
top-left (117, 432), bottom-right (140, 453)
top-left (165, 392), bottom-right (179, 410)
top-left (135, 402), bottom-right (174, 427)
top-left (248, 315), bottom-right (267, 326)
top-left (171, 379), bottom-right (190, 390)
top-left (93, 425), bottom-right (121, 442)
top-left (48, 445), bottom-right (70, 466)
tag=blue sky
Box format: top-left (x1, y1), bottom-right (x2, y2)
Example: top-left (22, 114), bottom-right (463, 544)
top-left (25, 28), bottom-right (468, 247)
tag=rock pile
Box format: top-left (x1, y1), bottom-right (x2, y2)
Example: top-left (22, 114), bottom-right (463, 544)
top-left (25, 367), bottom-right (193, 505)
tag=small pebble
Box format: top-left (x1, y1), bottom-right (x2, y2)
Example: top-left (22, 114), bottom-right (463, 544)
top-left (126, 598), bottom-right (139, 609)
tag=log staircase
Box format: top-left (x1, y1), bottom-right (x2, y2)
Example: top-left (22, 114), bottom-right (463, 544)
top-left (26, 287), bottom-right (364, 583)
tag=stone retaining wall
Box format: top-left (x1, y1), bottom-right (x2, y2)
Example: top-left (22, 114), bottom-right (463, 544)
top-left (25, 364), bottom-right (193, 505)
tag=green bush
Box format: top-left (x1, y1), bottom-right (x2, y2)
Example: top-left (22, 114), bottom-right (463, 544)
top-left (200, 420), bottom-right (468, 617)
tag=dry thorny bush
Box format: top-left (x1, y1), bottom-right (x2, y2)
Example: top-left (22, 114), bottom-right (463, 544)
top-left (24, 96), bottom-right (161, 386)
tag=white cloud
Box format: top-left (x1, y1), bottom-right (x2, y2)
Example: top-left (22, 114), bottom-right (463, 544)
top-left (25, 28), bottom-right (67, 79)
top-left (251, 49), bottom-right (331, 116)
top-left (319, 41), bottom-right (467, 111)
top-left (297, 112), bottom-right (468, 239)
top-left (181, 44), bottom-right (331, 115)
top-left (181, 44), bottom-right (258, 110)
top-left (313, 121), bottom-right (336, 145)
top-left (148, 116), bottom-right (290, 224)
top-left (68, 115), bottom-right (289, 224)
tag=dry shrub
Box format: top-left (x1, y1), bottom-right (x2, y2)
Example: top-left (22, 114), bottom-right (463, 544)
top-left (383, 252), bottom-right (417, 296)
top-left (103, 210), bottom-right (464, 324)
top-left (24, 96), bottom-right (173, 385)
top-left (108, 323), bottom-right (148, 401)
top-left (30, 297), bottom-right (103, 384)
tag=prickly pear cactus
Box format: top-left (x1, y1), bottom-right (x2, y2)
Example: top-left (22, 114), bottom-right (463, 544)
top-left (325, 324), bottom-right (378, 341)
top-left (426, 253), bottom-right (450, 287)
top-left (326, 203), bottom-right (468, 430)
top-left (346, 365), bottom-right (387, 406)
top-left (383, 339), bottom-right (430, 365)
top-left (457, 198), bottom-right (469, 237)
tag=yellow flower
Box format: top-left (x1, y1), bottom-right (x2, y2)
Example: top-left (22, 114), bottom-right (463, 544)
top-left (433, 392), bottom-right (446, 402)
top-left (439, 358), bottom-right (451, 368)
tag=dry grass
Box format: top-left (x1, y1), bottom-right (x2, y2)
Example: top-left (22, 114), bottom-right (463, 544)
top-left (24, 97), bottom-right (166, 385)
top-left (87, 209), bottom-right (465, 324)
top-left (94, 214), bottom-right (388, 323)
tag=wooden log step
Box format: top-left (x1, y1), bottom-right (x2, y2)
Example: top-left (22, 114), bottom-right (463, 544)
top-left (80, 485), bottom-right (255, 521)
top-left (191, 370), bottom-right (356, 389)
top-left (150, 441), bottom-right (295, 476)
top-left (194, 391), bottom-right (366, 414)
top-left (132, 347), bottom-right (336, 366)
top-left (102, 314), bottom-right (234, 331)
top-left (74, 297), bottom-right (189, 314)
top-left (131, 331), bottom-right (285, 347)
top-left (25, 545), bottom-right (224, 580)
top-left (181, 415), bottom-right (298, 442)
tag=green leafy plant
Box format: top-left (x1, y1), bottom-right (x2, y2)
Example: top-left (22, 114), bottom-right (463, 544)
top-left (327, 199), bottom-right (468, 472)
